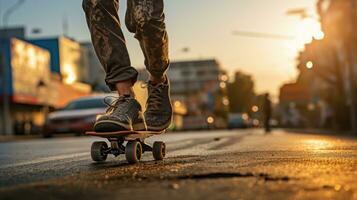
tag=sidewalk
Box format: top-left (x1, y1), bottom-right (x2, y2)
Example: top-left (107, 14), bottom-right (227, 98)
top-left (0, 135), bottom-right (42, 143)
top-left (284, 128), bottom-right (357, 137)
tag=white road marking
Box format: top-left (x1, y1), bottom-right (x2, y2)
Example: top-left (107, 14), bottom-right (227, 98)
top-left (0, 139), bottom-right (209, 169)
top-left (0, 131), bottom-right (250, 170)
top-left (169, 137), bottom-right (232, 157)
top-left (0, 152), bottom-right (90, 169)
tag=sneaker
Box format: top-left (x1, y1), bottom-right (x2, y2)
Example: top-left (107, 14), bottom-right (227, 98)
top-left (144, 77), bottom-right (173, 131)
top-left (94, 95), bottom-right (146, 132)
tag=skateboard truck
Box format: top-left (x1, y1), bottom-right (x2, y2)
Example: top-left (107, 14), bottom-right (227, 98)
top-left (86, 130), bottom-right (166, 164)
top-left (104, 139), bottom-right (125, 157)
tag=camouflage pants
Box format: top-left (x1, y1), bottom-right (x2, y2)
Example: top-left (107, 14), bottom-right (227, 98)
top-left (82, 0), bottom-right (169, 90)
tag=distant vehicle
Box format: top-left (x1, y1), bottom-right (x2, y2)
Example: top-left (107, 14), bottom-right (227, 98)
top-left (228, 113), bottom-right (250, 129)
top-left (43, 95), bottom-right (115, 137)
top-left (181, 115), bottom-right (227, 130)
top-left (182, 116), bottom-right (209, 130)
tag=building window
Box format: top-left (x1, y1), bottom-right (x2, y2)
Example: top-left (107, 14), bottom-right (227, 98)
top-left (181, 70), bottom-right (190, 76)
top-left (196, 70), bottom-right (206, 76)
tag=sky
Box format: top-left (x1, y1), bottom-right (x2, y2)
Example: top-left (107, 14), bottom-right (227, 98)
top-left (0, 0), bottom-right (321, 99)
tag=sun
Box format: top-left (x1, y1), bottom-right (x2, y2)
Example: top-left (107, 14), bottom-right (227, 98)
top-left (294, 18), bottom-right (324, 51)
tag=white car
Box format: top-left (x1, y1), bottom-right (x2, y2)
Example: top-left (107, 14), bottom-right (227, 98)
top-left (43, 95), bottom-right (115, 137)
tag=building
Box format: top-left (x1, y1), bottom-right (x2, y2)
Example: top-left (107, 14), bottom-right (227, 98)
top-left (280, 0), bottom-right (357, 130)
top-left (28, 37), bottom-right (93, 109)
top-left (0, 36), bottom-right (92, 135)
top-left (169, 58), bottom-right (228, 113)
top-left (0, 27), bottom-right (25, 39)
top-left (0, 38), bottom-right (50, 135)
top-left (169, 59), bottom-right (223, 95)
top-left (279, 83), bottom-right (313, 127)
top-left (29, 36), bottom-right (89, 85)
top-left (279, 40), bottom-right (334, 128)
top-left (139, 59), bottom-right (229, 130)
top-left (80, 42), bottom-right (109, 92)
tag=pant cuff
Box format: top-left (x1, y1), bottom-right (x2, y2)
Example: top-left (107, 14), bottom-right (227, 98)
top-left (105, 66), bottom-right (138, 91)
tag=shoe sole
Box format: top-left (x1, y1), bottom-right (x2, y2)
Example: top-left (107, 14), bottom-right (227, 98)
top-left (146, 120), bottom-right (172, 131)
top-left (94, 120), bottom-right (146, 132)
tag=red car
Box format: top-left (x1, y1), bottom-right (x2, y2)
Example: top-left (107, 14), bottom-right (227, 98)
top-left (43, 95), bottom-right (115, 137)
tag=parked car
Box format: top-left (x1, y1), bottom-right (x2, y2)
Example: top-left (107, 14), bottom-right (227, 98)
top-left (43, 95), bottom-right (115, 137)
top-left (228, 113), bottom-right (250, 129)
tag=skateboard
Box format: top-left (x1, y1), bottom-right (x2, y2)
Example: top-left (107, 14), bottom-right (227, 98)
top-left (85, 130), bottom-right (166, 164)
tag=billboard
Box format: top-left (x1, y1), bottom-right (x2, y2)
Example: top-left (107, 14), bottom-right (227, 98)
top-left (10, 38), bottom-right (51, 105)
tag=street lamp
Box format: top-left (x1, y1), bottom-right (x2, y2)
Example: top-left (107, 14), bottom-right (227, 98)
top-left (3, 0), bottom-right (26, 29)
top-left (306, 61), bottom-right (314, 69)
top-left (286, 8), bottom-right (312, 19)
top-left (31, 28), bottom-right (42, 35)
top-left (252, 106), bottom-right (259, 113)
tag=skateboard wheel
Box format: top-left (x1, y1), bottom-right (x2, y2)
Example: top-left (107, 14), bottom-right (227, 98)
top-left (91, 141), bottom-right (108, 162)
top-left (125, 141), bottom-right (142, 164)
top-left (153, 141), bottom-right (166, 161)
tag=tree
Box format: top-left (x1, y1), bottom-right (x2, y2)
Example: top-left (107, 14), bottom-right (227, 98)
top-left (293, 0), bottom-right (357, 130)
top-left (227, 71), bottom-right (255, 113)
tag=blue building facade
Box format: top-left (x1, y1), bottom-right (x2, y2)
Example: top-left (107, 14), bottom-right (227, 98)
top-left (29, 38), bottom-right (61, 74)
top-left (0, 39), bottom-right (14, 96)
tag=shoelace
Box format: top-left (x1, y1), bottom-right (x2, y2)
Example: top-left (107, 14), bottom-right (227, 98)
top-left (103, 96), bottom-right (130, 114)
top-left (146, 84), bottom-right (164, 112)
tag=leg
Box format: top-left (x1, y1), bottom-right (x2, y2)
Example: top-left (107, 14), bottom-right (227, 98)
top-left (82, 0), bottom-right (138, 91)
top-left (126, 0), bottom-right (172, 131)
top-left (265, 116), bottom-right (271, 133)
top-left (82, 0), bottom-right (145, 132)
top-left (125, 0), bottom-right (169, 81)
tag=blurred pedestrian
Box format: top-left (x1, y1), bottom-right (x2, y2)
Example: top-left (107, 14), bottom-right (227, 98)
top-left (82, 0), bottom-right (172, 132)
top-left (263, 93), bottom-right (272, 133)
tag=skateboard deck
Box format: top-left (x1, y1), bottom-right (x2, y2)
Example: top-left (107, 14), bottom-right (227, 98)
top-left (86, 130), bottom-right (165, 141)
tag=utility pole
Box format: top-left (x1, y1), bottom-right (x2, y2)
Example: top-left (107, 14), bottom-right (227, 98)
top-left (1, 0), bottom-right (26, 135)
top-left (0, 0), bottom-right (2, 27)
top-left (0, 41), bottom-right (13, 135)
top-left (347, 58), bottom-right (357, 132)
top-left (348, 0), bottom-right (357, 133)
top-left (62, 13), bottom-right (69, 37)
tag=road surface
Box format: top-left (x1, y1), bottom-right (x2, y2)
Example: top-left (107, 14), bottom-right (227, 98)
top-left (0, 129), bottom-right (356, 200)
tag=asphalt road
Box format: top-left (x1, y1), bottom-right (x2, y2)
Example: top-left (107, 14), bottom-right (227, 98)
top-left (0, 129), bottom-right (356, 200)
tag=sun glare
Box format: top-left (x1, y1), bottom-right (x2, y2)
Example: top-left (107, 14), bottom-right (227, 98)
top-left (63, 64), bottom-right (77, 84)
top-left (293, 18), bottom-right (324, 51)
top-left (304, 139), bottom-right (332, 150)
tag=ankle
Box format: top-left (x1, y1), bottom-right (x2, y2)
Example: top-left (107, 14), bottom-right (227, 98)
top-left (150, 76), bottom-right (166, 85)
top-left (115, 81), bottom-right (135, 97)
